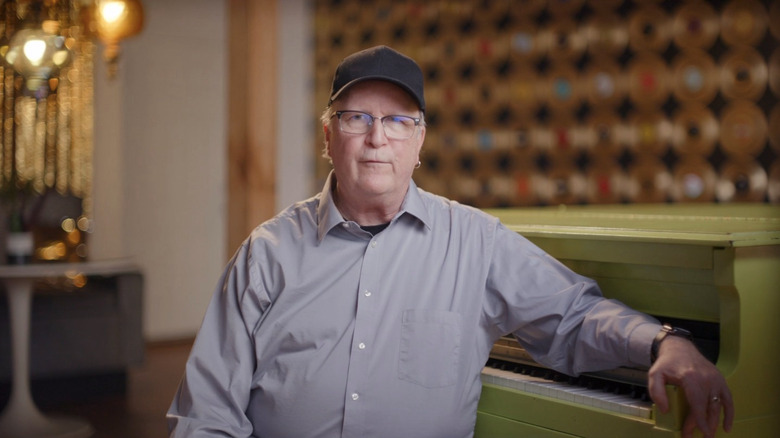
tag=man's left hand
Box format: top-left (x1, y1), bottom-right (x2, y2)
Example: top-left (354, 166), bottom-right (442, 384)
top-left (647, 336), bottom-right (734, 438)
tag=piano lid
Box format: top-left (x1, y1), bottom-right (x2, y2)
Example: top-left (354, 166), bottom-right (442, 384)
top-left (485, 204), bottom-right (780, 247)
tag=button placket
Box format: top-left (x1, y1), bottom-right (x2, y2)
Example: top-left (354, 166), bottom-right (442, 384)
top-left (343, 232), bottom-right (381, 430)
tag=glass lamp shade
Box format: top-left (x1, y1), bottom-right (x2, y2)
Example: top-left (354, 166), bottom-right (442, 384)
top-left (2, 24), bottom-right (72, 92)
top-left (94, 0), bottom-right (144, 73)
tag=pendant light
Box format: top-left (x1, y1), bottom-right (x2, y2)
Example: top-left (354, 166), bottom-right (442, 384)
top-left (1, 10), bottom-right (72, 93)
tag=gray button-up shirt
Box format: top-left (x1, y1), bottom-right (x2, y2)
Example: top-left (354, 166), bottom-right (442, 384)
top-left (167, 172), bottom-right (660, 438)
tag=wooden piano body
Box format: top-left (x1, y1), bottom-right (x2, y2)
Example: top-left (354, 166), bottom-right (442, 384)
top-left (476, 204), bottom-right (780, 438)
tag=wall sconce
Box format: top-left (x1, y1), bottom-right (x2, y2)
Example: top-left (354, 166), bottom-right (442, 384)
top-left (85, 0), bottom-right (144, 77)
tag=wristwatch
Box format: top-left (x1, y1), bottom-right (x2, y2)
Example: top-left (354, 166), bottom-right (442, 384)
top-left (650, 324), bottom-right (693, 363)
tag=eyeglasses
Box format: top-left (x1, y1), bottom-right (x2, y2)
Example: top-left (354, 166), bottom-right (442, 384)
top-left (332, 110), bottom-right (421, 140)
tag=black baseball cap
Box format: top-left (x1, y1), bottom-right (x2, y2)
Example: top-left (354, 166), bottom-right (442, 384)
top-left (328, 45), bottom-right (425, 112)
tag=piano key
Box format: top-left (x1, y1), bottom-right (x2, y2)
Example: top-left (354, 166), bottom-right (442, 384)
top-left (481, 366), bottom-right (652, 419)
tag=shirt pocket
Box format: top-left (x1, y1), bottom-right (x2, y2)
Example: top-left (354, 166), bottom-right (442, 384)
top-left (398, 309), bottom-right (461, 388)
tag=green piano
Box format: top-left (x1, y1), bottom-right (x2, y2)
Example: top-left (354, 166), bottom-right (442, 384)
top-left (476, 204), bottom-right (780, 438)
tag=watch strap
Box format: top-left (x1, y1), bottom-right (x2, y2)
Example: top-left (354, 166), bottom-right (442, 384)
top-left (651, 323), bottom-right (693, 363)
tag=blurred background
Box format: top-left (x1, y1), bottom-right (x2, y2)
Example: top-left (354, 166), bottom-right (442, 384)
top-left (126, 0), bottom-right (780, 342)
top-left (1, 0), bottom-right (778, 343)
top-left (0, 0), bottom-right (777, 436)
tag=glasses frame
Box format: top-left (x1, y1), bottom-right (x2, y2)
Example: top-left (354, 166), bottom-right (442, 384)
top-left (332, 110), bottom-right (421, 140)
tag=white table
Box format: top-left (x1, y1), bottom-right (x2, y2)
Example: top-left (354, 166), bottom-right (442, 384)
top-left (0, 259), bottom-right (139, 438)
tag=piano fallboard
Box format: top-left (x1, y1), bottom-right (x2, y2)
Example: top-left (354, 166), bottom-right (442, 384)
top-left (476, 204), bottom-right (780, 438)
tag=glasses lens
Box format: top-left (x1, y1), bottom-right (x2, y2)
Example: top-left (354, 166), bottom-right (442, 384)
top-left (338, 111), bottom-right (371, 134)
top-left (382, 116), bottom-right (417, 139)
top-left (337, 111), bottom-right (418, 139)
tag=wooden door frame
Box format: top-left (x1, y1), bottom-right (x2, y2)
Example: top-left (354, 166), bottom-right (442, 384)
top-left (227, 0), bottom-right (277, 257)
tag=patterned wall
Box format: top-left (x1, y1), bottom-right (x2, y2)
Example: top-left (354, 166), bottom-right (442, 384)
top-left (314, 0), bottom-right (780, 207)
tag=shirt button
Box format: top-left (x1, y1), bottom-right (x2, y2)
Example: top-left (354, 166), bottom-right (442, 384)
top-left (371, 240), bottom-right (378, 248)
top-left (342, 223), bottom-right (349, 228)
top-left (358, 342), bottom-right (366, 350)
top-left (364, 290), bottom-right (371, 297)
top-left (351, 393), bottom-right (359, 401)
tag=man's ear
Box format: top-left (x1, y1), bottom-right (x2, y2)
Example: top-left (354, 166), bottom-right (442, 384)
top-left (323, 123), bottom-right (331, 153)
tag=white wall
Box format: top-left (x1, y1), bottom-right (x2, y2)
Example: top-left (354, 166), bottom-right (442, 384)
top-left (94, 0), bottom-right (228, 341)
top-left (278, 0), bottom-right (315, 211)
top-left (91, 0), bottom-right (313, 341)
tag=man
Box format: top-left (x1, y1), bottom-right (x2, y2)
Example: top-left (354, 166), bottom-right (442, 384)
top-left (167, 45), bottom-right (733, 438)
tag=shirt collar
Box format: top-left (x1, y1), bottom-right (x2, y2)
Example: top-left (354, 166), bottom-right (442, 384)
top-left (399, 178), bottom-right (432, 230)
top-left (316, 171), bottom-right (432, 243)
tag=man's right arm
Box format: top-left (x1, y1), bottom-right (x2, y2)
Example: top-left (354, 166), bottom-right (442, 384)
top-left (167, 242), bottom-right (269, 437)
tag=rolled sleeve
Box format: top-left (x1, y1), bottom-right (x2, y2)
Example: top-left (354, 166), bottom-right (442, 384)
top-left (627, 321), bottom-right (663, 367)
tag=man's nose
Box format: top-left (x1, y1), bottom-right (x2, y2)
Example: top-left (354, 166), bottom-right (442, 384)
top-left (366, 119), bottom-right (388, 146)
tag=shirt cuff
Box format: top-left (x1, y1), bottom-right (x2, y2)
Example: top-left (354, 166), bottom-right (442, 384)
top-left (627, 322), bottom-right (663, 367)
